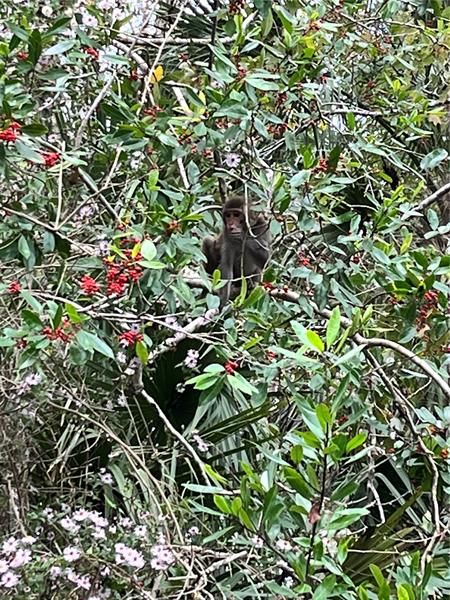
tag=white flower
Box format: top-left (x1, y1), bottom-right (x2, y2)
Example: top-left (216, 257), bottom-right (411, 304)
top-left (192, 433), bottom-right (209, 452)
top-left (100, 472), bottom-right (113, 485)
top-left (75, 574), bottom-right (91, 589)
top-left (81, 12), bottom-right (98, 27)
top-left (117, 392), bottom-right (127, 407)
top-left (184, 349), bottom-right (199, 368)
top-left (224, 153), bottom-right (241, 169)
top-left (92, 526), bottom-right (106, 540)
top-left (20, 536), bottom-right (36, 545)
top-left (2, 537), bottom-right (18, 555)
top-left (10, 549), bottom-right (31, 569)
top-left (150, 544), bottom-right (175, 571)
top-left (119, 517), bottom-right (133, 529)
top-left (283, 576), bottom-right (295, 588)
top-left (42, 5), bottom-right (53, 16)
top-left (251, 535), bottom-right (264, 548)
top-left (63, 546), bottom-right (81, 562)
top-left (24, 373), bottom-right (42, 386)
top-left (115, 544), bottom-right (145, 569)
top-left (98, 0), bottom-right (115, 9)
top-left (87, 512), bottom-right (108, 528)
top-left (42, 507), bottom-right (54, 519)
top-left (116, 351), bottom-right (127, 364)
top-left (1, 571), bottom-right (20, 588)
top-left (275, 539), bottom-right (292, 552)
top-left (60, 517), bottom-right (80, 533)
top-left (134, 525), bottom-right (147, 539)
top-left (49, 566), bottom-right (61, 579)
top-left (0, 561), bottom-right (9, 574)
top-left (187, 526), bottom-right (199, 537)
top-left (72, 509), bottom-right (89, 522)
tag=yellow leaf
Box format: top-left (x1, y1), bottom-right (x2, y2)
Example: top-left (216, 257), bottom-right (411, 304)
top-left (150, 65), bottom-right (164, 84)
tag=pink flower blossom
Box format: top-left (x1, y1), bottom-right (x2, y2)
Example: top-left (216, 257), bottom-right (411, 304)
top-left (63, 546), bottom-right (81, 562)
top-left (1, 571), bottom-right (19, 588)
top-left (10, 548), bottom-right (31, 568)
top-left (0, 561), bottom-right (9, 574)
top-left (2, 538), bottom-right (18, 555)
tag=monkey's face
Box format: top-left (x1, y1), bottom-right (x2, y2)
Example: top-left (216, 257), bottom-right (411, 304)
top-left (223, 209), bottom-right (244, 237)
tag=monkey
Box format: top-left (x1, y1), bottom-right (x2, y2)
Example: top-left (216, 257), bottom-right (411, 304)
top-left (202, 196), bottom-right (271, 306)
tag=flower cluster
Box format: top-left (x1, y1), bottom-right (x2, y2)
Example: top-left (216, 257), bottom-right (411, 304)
top-left (119, 328), bottom-right (143, 347)
top-left (0, 122), bottom-right (21, 143)
top-left (184, 349), bottom-right (199, 369)
top-left (0, 535), bottom-right (34, 590)
top-left (0, 505), bottom-right (179, 595)
top-left (150, 542), bottom-right (175, 571)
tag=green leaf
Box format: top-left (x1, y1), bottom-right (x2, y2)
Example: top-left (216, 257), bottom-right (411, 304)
top-left (397, 585), bottom-right (409, 600)
top-left (43, 39), bottom-right (76, 56)
top-left (28, 30), bottom-right (42, 65)
top-left (226, 372), bottom-right (258, 396)
top-left (139, 259), bottom-right (165, 269)
top-left (246, 78), bottom-right (280, 91)
top-left (21, 291), bottom-right (43, 313)
top-left (21, 123), bottom-right (48, 137)
top-left (291, 321), bottom-right (323, 352)
top-left (331, 480), bottom-right (359, 501)
top-left (15, 140), bottom-right (44, 163)
top-left (238, 508), bottom-right (255, 531)
top-left (306, 329), bottom-right (324, 352)
top-left (420, 148), bottom-right (448, 170)
top-left (186, 373), bottom-right (220, 390)
top-left (328, 508), bottom-right (368, 530)
top-left (346, 432), bottom-right (368, 453)
top-left (135, 340), bottom-right (149, 365)
top-left (75, 330), bottom-right (114, 359)
top-left (326, 306), bottom-right (341, 348)
top-left (140, 239), bottom-right (157, 261)
top-left (284, 467), bottom-right (313, 499)
top-left (290, 170), bottom-right (310, 187)
top-left (316, 404), bottom-right (332, 430)
top-left (147, 169), bottom-right (159, 188)
top-left (213, 495), bottom-right (231, 514)
top-left (65, 303), bottom-right (86, 324)
top-left (334, 345), bottom-right (363, 367)
top-left (18, 235), bottom-right (31, 260)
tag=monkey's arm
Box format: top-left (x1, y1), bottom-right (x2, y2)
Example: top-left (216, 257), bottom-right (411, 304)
top-left (202, 235), bottom-right (221, 275)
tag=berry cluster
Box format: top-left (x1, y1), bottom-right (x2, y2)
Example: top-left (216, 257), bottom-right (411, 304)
top-left (17, 51), bottom-right (28, 61)
top-left (297, 252), bottom-right (311, 267)
top-left (119, 330), bottom-right (143, 347)
top-left (416, 290), bottom-right (439, 329)
top-left (224, 360), bottom-right (239, 375)
top-left (267, 123), bottom-right (288, 138)
top-left (104, 240), bottom-right (144, 296)
top-left (0, 122), bottom-right (21, 143)
top-left (236, 65), bottom-right (247, 80)
top-left (313, 158), bottom-right (329, 173)
top-left (42, 319), bottom-right (75, 344)
top-left (275, 91), bottom-right (288, 108)
top-left (80, 275), bottom-right (101, 295)
top-left (42, 152), bottom-right (60, 168)
top-left (143, 106), bottom-right (163, 117)
top-left (84, 47), bottom-right (99, 60)
top-left (8, 281), bottom-right (21, 294)
top-left (228, 0), bottom-right (245, 15)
